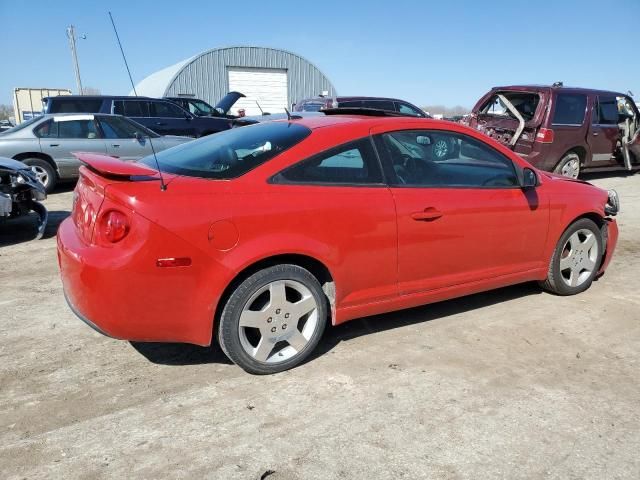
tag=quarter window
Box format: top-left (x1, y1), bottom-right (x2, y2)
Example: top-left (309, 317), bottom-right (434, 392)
top-left (552, 93), bottom-right (587, 125)
top-left (34, 120), bottom-right (58, 138)
top-left (277, 138), bottom-right (383, 184)
top-left (377, 130), bottom-right (518, 188)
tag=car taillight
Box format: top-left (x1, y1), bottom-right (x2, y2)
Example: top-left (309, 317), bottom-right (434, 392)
top-left (536, 128), bottom-right (555, 143)
top-left (99, 210), bottom-right (130, 243)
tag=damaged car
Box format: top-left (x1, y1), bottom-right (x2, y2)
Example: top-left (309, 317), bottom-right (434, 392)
top-left (463, 84), bottom-right (640, 178)
top-left (0, 156), bottom-right (47, 239)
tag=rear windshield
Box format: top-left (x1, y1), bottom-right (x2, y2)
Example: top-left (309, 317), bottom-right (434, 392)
top-left (480, 92), bottom-right (540, 121)
top-left (140, 122), bottom-right (312, 179)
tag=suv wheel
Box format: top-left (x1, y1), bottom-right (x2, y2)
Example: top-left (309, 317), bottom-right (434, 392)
top-left (539, 218), bottom-right (603, 296)
top-left (217, 264), bottom-right (327, 374)
top-left (554, 152), bottom-right (581, 179)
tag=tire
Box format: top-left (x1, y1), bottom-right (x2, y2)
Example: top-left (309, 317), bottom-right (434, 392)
top-left (432, 137), bottom-right (451, 160)
top-left (539, 218), bottom-right (603, 296)
top-left (21, 158), bottom-right (57, 193)
top-left (554, 152), bottom-right (581, 179)
top-left (217, 264), bottom-right (328, 374)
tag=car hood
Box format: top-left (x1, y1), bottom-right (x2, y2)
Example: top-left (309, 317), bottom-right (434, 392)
top-left (541, 171), bottom-right (592, 186)
top-left (214, 91), bottom-right (246, 114)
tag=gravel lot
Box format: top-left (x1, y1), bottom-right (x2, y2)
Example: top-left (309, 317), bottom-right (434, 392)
top-left (1, 173), bottom-right (639, 480)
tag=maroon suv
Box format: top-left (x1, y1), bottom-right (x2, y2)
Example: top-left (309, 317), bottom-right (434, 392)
top-left (464, 84), bottom-right (640, 178)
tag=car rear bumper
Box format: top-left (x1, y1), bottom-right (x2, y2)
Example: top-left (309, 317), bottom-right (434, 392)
top-left (57, 217), bottom-right (220, 346)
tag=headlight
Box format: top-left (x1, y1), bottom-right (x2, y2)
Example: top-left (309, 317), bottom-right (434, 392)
top-left (605, 189), bottom-right (619, 216)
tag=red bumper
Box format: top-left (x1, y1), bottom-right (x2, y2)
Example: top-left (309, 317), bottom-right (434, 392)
top-left (57, 217), bottom-right (223, 346)
top-left (598, 218), bottom-right (618, 276)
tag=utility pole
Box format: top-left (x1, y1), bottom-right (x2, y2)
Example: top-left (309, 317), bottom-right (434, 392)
top-left (66, 25), bottom-right (84, 95)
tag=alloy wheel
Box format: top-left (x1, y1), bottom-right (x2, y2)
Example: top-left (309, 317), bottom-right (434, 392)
top-left (31, 165), bottom-right (49, 187)
top-left (560, 158), bottom-right (580, 179)
top-left (433, 139), bottom-right (449, 159)
top-left (559, 228), bottom-right (599, 287)
top-left (238, 279), bottom-right (319, 363)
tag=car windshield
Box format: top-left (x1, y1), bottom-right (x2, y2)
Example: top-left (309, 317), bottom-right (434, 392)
top-left (480, 92), bottom-right (540, 121)
top-left (300, 103), bottom-right (324, 112)
top-left (0, 116), bottom-right (42, 135)
top-left (140, 121), bottom-right (312, 179)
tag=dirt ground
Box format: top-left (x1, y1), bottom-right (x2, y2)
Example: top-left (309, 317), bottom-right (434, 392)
top-left (1, 173), bottom-right (638, 480)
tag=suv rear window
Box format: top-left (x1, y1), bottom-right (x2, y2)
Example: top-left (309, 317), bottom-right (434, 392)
top-left (552, 93), bottom-right (587, 125)
top-left (48, 98), bottom-right (103, 114)
top-left (140, 122), bottom-right (312, 179)
top-left (480, 92), bottom-right (540, 121)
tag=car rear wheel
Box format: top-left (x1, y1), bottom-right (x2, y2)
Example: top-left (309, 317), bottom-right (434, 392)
top-left (217, 264), bottom-right (327, 374)
top-left (554, 152), bottom-right (581, 179)
top-left (21, 158), bottom-right (57, 193)
top-left (539, 218), bottom-right (603, 296)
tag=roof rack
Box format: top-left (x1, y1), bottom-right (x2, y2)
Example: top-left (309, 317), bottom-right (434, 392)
top-left (321, 107), bottom-right (406, 117)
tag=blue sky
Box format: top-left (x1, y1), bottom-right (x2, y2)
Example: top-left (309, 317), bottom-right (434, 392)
top-left (2, 0), bottom-right (639, 108)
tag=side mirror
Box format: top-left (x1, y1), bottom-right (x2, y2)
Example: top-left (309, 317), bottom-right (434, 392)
top-left (134, 132), bottom-right (145, 143)
top-left (522, 168), bottom-right (538, 189)
top-left (416, 135), bottom-right (431, 146)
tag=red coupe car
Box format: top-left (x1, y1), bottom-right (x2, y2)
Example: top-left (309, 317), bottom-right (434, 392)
top-left (57, 112), bottom-right (620, 374)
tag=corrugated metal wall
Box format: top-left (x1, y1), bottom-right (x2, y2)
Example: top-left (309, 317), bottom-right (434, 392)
top-left (165, 47), bottom-right (336, 107)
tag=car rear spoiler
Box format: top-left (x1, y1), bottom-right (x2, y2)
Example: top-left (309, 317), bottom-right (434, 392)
top-left (73, 152), bottom-right (158, 178)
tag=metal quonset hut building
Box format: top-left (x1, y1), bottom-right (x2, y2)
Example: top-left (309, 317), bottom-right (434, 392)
top-left (133, 46), bottom-right (336, 116)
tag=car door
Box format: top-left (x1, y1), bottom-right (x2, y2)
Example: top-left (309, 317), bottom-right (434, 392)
top-left (96, 116), bottom-right (154, 161)
top-left (373, 126), bottom-right (549, 295)
top-left (587, 95), bottom-right (620, 166)
top-left (36, 116), bottom-right (107, 178)
top-left (149, 100), bottom-right (196, 137)
top-left (270, 137), bottom-right (398, 309)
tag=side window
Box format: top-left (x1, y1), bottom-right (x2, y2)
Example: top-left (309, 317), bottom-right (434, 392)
top-left (56, 120), bottom-right (99, 139)
top-left (338, 100), bottom-right (363, 108)
top-left (34, 120), bottom-right (58, 138)
top-left (151, 101), bottom-right (187, 118)
top-left (362, 100), bottom-right (395, 111)
top-left (377, 130), bottom-right (518, 188)
top-left (594, 96), bottom-right (618, 125)
top-left (276, 138), bottom-right (383, 185)
top-left (552, 93), bottom-right (587, 125)
top-left (49, 99), bottom-right (103, 114)
top-left (113, 100), bottom-right (149, 117)
top-left (98, 116), bottom-right (144, 139)
top-left (396, 102), bottom-right (424, 117)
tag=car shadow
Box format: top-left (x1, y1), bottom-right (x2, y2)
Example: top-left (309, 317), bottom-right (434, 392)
top-left (0, 209), bottom-right (70, 247)
top-left (130, 282), bottom-right (542, 367)
top-left (581, 170), bottom-right (636, 181)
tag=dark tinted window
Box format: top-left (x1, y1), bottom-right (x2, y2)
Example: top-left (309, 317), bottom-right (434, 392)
top-left (140, 122), bottom-right (311, 179)
top-left (362, 100), bottom-right (395, 111)
top-left (113, 100), bottom-right (150, 117)
top-left (151, 101), bottom-right (186, 118)
top-left (277, 138), bottom-right (382, 184)
top-left (57, 119), bottom-right (99, 139)
top-left (552, 94), bottom-right (587, 125)
top-left (338, 100), bottom-right (363, 108)
top-left (48, 98), bottom-right (103, 114)
top-left (378, 130), bottom-right (518, 188)
top-left (34, 120), bottom-right (58, 138)
top-left (594, 96), bottom-right (618, 125)
top-left (98, 116), bottom-right (152, 139)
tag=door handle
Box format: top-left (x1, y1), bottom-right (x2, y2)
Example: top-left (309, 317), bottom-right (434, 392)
top-left (411, 208), bottom-right (443, 221)
top-left (592, 132), bottom-right (599, 136)
top-left (155, 122), bottom-right (166, 126)
top-left (112, 144), bottom-right (120, 147)
top-left (49, 144), bottom-right (59, 147)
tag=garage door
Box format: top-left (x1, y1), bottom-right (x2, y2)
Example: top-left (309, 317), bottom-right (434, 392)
top-left (228, 67), bottom-right (288, 116)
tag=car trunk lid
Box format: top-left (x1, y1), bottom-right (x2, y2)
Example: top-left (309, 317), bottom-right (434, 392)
top-left (215, 91), bottom-right (246, 114)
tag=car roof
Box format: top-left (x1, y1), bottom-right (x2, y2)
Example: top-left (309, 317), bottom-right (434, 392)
top-left (301, 95), bottom-right (415, 103)
top-left (274, 114), bottom-right (441, 130)
top-left (43, 95), bottom-right (157, 101)
top-left (491, 85), bottom-right (627, 97)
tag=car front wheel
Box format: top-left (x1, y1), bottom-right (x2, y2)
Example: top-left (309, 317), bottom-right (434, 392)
top-left (217, 264), bottom-right (327, 374)
top-left (540, 218), bottom-right (603, 296)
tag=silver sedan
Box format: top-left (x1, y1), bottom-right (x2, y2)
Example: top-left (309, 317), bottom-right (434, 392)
top-left (0, 113), bottom-right (193, 192)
